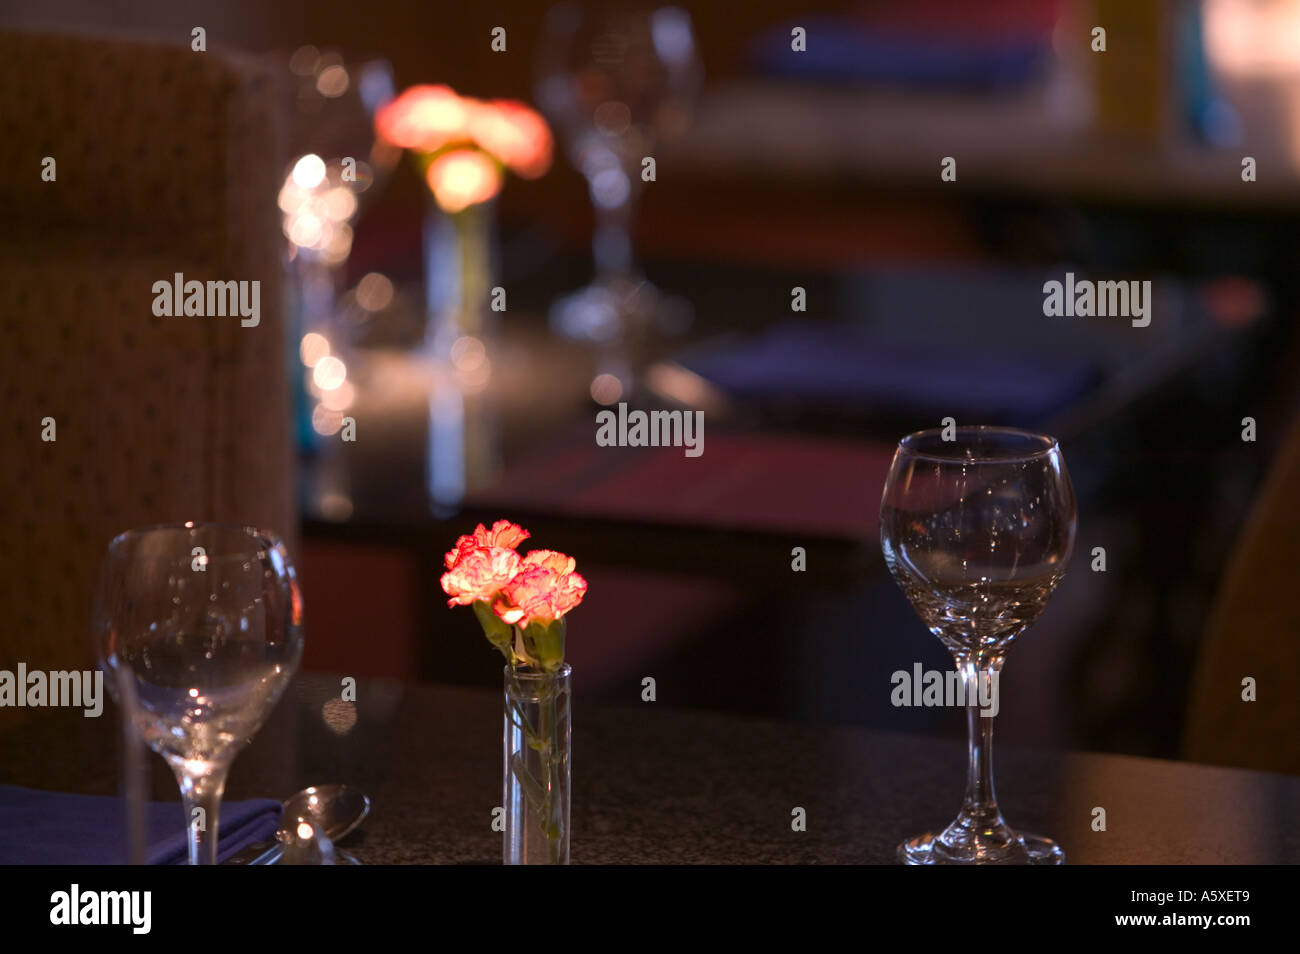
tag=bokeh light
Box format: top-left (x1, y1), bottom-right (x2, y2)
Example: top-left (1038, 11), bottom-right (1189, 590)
top-left (356, 273), bottom-right (394, 311)
top-left (313, 355), bottom-right (347, 391)
top-left (300, 332), bottom-right (330, 368)
top-left (316, 64), bottom-right (350, 98)
top-left (292, 154), bottom-right (327, 189)
top-left (591, 372), bottom-right (623, 405)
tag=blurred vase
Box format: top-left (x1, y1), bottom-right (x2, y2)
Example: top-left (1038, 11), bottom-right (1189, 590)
top-left (503, 664), bottom-right (572, 865)
top-left (424, 199), bottom-right (502, 514)
top-left (423, 199), bottom-right (498, 356)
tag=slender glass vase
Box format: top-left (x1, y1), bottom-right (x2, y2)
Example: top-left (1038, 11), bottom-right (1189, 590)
top-left (423, 198), bottom-right (496, 357)
top-left (503, 664), bottom-right (571, 865)
top-left (423, 198), bottom-right (502, 512)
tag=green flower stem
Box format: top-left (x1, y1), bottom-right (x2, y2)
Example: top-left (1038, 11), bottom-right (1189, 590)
top-left (472, 600), bottom-right (514, 661)
top-left (480, 605), bottom-right (569, 861)
top-left (506, 672), bottom-right (565, 860)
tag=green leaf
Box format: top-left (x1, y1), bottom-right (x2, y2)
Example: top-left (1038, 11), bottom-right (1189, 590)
top-left (523, 618), bottom-right (566, 672)
top-left (473, 599), bottom-right (514, 659)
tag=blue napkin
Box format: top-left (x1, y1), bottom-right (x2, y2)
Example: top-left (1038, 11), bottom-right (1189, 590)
top-left (0, 784), bottom-right (281, 864)
top-left (681, 320), bottom-right (1098, 428)
top-left (750, 17), bottom-right (1053, 89)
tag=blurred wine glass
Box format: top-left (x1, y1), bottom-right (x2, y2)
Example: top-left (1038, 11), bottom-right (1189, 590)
top-left (276, 49), bottom-right (397, 458)
top-left (281, 47), bottom-right (399, 240)
top-left (535, 3), bottom-right (701, 395)
top-left (94, 524), bottom-right (304, 865)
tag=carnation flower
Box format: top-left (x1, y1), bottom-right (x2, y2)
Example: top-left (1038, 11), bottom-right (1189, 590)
top-left (375, 85), bottom-right (553, 213)
top-left (374, 84), bottom-right (471, 151)
top-left (426, 148), bottom-right (503, 214)
top-left (444, 520), bottom-right (530, 568)
top-left (441, 521), bottom-right (585, 670)
top-left (493, 550), bottom-right (588, 627)
top-left (440, 545), bottom-right (521, 607)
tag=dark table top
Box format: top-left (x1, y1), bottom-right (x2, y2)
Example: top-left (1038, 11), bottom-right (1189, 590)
top-left (2, 672), bottom-right (1297, 864)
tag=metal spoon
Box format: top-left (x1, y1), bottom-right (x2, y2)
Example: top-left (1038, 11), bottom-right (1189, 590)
top-left (224, 784), bottom-right (370, 865)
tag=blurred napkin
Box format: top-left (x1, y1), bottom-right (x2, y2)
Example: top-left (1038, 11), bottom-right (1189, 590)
top-left (750, 1), bottom-right (1062, 89)
top-left (680, 320), bottom-right (1098, 428)
top-left (0, 784), bottom-right (281, 865)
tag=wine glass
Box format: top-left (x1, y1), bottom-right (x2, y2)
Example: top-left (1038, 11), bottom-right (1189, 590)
top-left (535, 3), bottom-right (701, 393)
top-left (93, 523), bottom-right (304, 865)
top-left (880, 426), bottom-right (1077, 864)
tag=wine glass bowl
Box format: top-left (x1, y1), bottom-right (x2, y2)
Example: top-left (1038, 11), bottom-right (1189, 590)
top-left (535, 3), bottom-right (702, 388)
top-left (880, 427), bottom-right (1077, 864)
top-left (94, 523), bottom-right (303, 864)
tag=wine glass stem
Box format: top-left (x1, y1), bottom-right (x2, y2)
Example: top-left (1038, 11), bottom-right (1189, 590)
top-left (592, 194), bottom-right (636, 285)
top-left (958, 657), bottom-right (1004, 826)
top-left (174, 764), bottom-right (230, 865)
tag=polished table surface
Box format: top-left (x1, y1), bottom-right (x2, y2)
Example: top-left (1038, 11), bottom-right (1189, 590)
top-left (2, 673), bottom-right (1297, 864)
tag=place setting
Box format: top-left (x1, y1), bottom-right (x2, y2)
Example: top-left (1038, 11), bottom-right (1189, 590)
top-left (2, 0), bottom-right (1296, 938)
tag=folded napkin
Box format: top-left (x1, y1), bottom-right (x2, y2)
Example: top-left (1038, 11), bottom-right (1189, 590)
top-left (681, 320), bottom-right (1098, 428)
top-left (750, 16), bottom-right (1053, 89)
top-left (0, 784), bottom-right (281, 865)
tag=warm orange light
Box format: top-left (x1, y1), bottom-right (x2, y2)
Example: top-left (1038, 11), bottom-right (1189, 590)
top-left (292, 154), bottom-right (327, 189)
top-left (356, 272), bottom-right (394, 311)
top-left (300, 332), bottom-right (330, 368)
top-left (313, 355), bottom-right (347, 391)
top-left (426, 149), bottom-right (503, 213)
top-left (320, 379), bottom-right (355, 411)
top-left (590, 373), bottom-right (623, 405)
top-left (316, 64), bottom-right (349, 98)
top-left (311, 404), bottom-right (344, 436)
top-left (374, 84), bottom-right (472, 151)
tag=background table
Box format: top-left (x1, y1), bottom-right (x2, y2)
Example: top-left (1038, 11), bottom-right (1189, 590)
top-left (1, 673), bottom-right (1296, 864)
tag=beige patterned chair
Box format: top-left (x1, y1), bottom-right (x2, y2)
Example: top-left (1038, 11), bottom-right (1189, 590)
top-left (0, 31), bottom-right (294, 693)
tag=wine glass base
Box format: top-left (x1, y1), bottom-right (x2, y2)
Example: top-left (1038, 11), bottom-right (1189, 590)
top-left (898, 831), bottom-right (1064, 865)
top-left (549, 278), bottom-right (692, 344)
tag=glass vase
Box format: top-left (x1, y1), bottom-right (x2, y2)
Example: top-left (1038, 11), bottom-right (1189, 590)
top-left (423, 198), bottom-right (502, 513)
top-left (503, 664), bottom-right (571, 865)
top-left (423, 198), bottom-right (497, 357)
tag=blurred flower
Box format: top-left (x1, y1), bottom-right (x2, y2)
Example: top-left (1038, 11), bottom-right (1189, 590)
top-left (375, 84), bottom-right (552, 212)
top-left (374, 84), bottom-right (471, 151)
top-left (468, 100), bottom-right (553, 179)
top-left (426, 148), bottom-right (503, 213)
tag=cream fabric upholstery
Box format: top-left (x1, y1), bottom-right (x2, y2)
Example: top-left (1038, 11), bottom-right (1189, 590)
top-left (0, 31), bottom-right (294, 686)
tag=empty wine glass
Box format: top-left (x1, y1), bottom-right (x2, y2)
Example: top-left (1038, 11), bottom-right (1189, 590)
top-left (535, 2), bottom-right (701, 393)
top-left (880, 427), bottom-right (1077, 864)
top-left (93, 523), bottom-right (304, 865)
